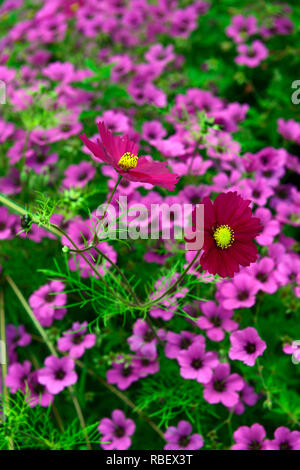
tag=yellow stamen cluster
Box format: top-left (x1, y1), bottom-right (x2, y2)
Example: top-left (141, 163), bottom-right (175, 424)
top-left (213, 224), bottom-right (234, 249)
top-left (118, 152), bottom-right (138, 171)
top-left (70, 2), bottom-right (80, 12)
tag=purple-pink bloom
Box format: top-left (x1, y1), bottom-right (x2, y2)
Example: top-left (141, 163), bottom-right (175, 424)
top-left (229, 327), bottom-right (266, 366)
top-left (38, 356), bottom-right (78, 394)
top-left (127, 319), bottom-right (157, 356)
top-left (57, 321), bottom-right (96, 358)
top-left (196, 300), bottom-right (238, 342)
top-left (28, 280), bottom-right (67, 327)
top-left (164, 420), bottom-right (204, 450)
top-left (203, 363), bottom-right (244, 407)
top-left (98, 409), bottom-right (136, 450)
top-left (177, 340), bottom-right (219, 384)
top-left (106, 356), bottom-right (140, 390)
top-left (266, 427), bottom-right (300, 450)
top-left (232, 423), bottom-right (267, 450)
top-left (255, 208), bottom-right (280, 246)
top-left (26, 370), bottom-right (54, 408)
top-left (226, 15), bottom-right (257, 43)
top-left (218, 273), bottom-right (259, 310)
top-left (62, 161), bottom-right (96, 189)
top-left (164, 330), bottom-right (198, 359)
top-left (235, 40), bottom-right (268, 68)
top-left (6, 324), bottom-right (31, 350)
top-left (5, 360), bottom-right (31, 393)
top-left (229, 381), bottom-right (259, 415)
top-left (247, 257), bottom-right (278, 294)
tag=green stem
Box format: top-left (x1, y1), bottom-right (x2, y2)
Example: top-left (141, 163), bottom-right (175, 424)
top-left (53, 224), bottom-right (136, 308)
top-left (0, 192), bottom-right (201, 310)
top-left (92, 246), bottom-right (142, 305)
top-left (0, 193), bottom-right (61, 237)
top-left (4, 275), bottom-right (92, 450)
top-left (74, 358), bottom-right (165, 440)
top-left (5, 275), bottom-right (57, 356)
top-left (142, 249), bottom-right (201, 309)
top-left (100, 174), bottom-right (123, 222)
top-left (0, 289), bottom-right (14, 450)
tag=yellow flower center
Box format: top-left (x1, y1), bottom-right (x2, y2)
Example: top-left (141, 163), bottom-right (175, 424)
top-left (118, 152), bottom-right (138, 171)
top-left (70, 2), bottom-right (80, 12)
top-left (213, 224), bottom-right (234, 249)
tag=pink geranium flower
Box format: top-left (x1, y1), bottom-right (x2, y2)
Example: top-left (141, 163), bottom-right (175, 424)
top-left (229, 327), bottom-right (267, 366)
top-left (164, 420), bottom-right (204, 450)
top-left (38, 356), bottom-right (78, 394)
top-left (98, 409), bottom-right (136, 450)
top-left (232, 423), bottom-right (267, 450)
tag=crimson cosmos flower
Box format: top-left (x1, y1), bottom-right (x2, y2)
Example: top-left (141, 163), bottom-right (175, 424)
top-left (79, 122), bottom-right (180, 191)
top-left (191, 192), bottom-right (263, 278)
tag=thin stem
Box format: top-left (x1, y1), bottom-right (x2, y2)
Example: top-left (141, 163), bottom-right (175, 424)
top-left (53, 224), bottom-right (135, 307)
top-left (100, 174), bottom-right (123, 223)
top-left (30, 354), bottom-right (64, 433)
top-left (1, 192), bottom-right (201, 310)
top-left (68, 385), bottom-right (91, 447)
top-left (0, 193), bottom-right (62, 238)
top-left (74, 358), bottom-right (165, 440)
top-left (64, 172), bottom-right (122, 253)
top-left (0, 289), bottom-right (14, 450)
top-left (144, 316), bottom-right (165, 349)
top-left (5, 275), bottom-right (57, 356)
top-left (93, 246), bottom-right (142, 305)
top-left (20, 131), bottom-right (30, 200)
top-left (4, 275), bottom-right (92, 450)
top-left (30, 333), bottom-right (165, 441)
top-left (142, 249), bottom-right (201, 309)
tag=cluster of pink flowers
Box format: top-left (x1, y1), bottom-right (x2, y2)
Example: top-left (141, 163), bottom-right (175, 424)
top-left (232, 424), bottom-right (300, 450)
top-left (5, 319), bottom-right (96, 407)
top-left (226, 11), bottom-right (293, 67)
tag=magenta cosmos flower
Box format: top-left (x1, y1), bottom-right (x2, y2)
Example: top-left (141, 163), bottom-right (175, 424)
top-left (177, 340), bottom-right (219, 384)
top-left (164, 420), bottom-right (204, 450)
top-left (266, 427), bottom-right (300, 450)
top-left (232, 423), bottom-right (267, 450)
top-left (79, 122), bottom-right (180, 191)
top-left (203, 363), bottom-right (244, 407)
top-left (229, 327), bottom-right (266, 366)
top-left (57, 321), bottom-right (96, 359)
top-left (38, 356), bottom-right (78, 394)
top-left (98, 409), bottom-right (136, 450)
top-left (191, 192), bottom-right (262, 278)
